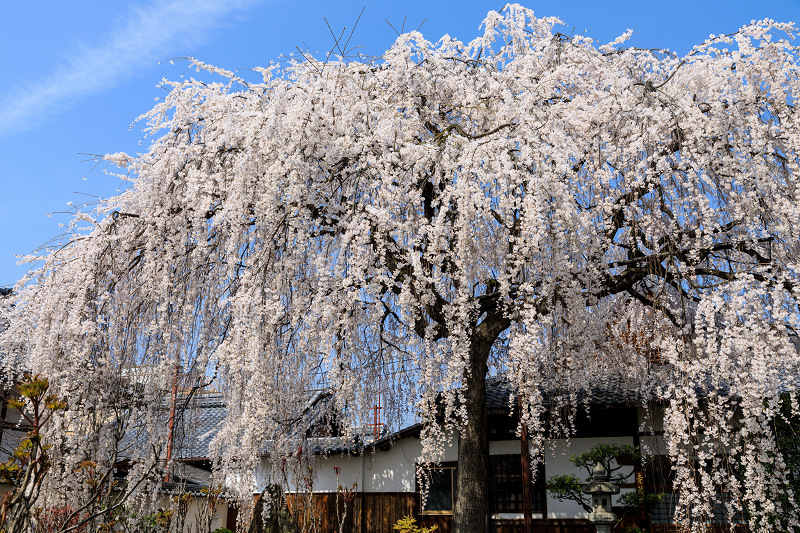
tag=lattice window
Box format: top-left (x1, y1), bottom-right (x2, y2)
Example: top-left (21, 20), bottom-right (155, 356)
top-left (489, 454), bottom-right (545, 513)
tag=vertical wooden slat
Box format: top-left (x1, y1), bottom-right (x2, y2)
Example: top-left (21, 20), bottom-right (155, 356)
top-left (357, 491), bottom-right (363, 533)
top-left (364, 494), bottom-right (373, 533)
top-left (383, 493), bottom-right (390, 532)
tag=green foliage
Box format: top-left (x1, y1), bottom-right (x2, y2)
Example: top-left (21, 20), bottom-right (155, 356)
top-left (0, 376), bottom-right (67, 533)
top-left (392, 516), bottom-right (438, 533)
top-left (0, 375), bottom-right (64, 485)
top-left (569, 443), bottom-right (640, 482)
top-left (545, 443), bottom-right (653, 517)
top-left (618, 489), bottom-right (663, 513)
top-left (211, 528), bottom-right (232, 533)
top-left (545, 474), bottom-right (592, 513)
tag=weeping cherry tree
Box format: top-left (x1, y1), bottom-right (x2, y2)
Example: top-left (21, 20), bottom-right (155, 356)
top-left (3, 5), bottom-right (800, 532)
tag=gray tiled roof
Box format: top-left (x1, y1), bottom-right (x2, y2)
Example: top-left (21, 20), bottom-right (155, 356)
top-left (486, 364), bottom-right (800, 413)
top-left (486, 374), bottom-right (649, 413)
top-left (171, 393), bottom-right (226, 460)
top-left (123, 389), bottom-right (336, 461)
top-left (119, 392), bottom-right (226, 461)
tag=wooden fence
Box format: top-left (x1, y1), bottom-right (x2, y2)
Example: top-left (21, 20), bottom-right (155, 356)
top-left (283, 493), bottom-right (604, 533)
top-left (287, 492), bottom-right (419, 533)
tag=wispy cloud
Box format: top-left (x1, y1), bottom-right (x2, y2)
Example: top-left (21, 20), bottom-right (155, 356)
top-left (0, 0), bottom-right (260, 137)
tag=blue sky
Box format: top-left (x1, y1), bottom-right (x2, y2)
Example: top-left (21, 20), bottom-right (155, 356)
top-left (1, 0), bottom-right (798, 288)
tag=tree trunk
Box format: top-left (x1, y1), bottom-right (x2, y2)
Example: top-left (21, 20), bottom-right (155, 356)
top-left (452, 314), bottom-right (508, 533)
top-left (452, 355), bottom-right (489, 533)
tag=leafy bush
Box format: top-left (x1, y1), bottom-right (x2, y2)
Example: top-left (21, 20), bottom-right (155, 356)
top-left (545, 442), bottom-right (663, 522)
top-left (545, 474), bottom-right (591, 512)
top-left (392, 516), bottom-right (437, 533)
top-left (618, 489), bottom-right (662, 514)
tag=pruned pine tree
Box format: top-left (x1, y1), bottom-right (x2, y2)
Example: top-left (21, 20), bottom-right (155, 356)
top-left (3, 5), bottom-right (800, 531)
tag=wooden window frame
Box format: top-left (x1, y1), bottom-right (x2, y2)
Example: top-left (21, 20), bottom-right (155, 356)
top-left (417, 462), bottom-right (457, 515)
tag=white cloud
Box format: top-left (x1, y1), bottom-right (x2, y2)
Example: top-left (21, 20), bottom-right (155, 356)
top-left (0, 0), bottom-right (260, 137)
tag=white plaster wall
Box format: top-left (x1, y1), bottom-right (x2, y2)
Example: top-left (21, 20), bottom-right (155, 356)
top-left (210, 502), bottom-right (229, 531)
top-left (362, 438), bottom-right (420, 492)
top-left (254, 455), bottom-right (354, 493)
top-left (313, 454), bottom-right (365, 493)
top-left (255, 454), bottom-right (362, 493)
top-left (492, 512), bottom-right (545, 520)
top-left (256, 434), bottom-right (459, 494)
top-left (543, 436), bottom-right (635, 519)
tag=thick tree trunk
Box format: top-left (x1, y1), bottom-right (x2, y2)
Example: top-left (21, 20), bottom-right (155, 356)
top-left (452, 351), bottom-right (489, 533)
top-left (452, 314), bottom-right (508, 533)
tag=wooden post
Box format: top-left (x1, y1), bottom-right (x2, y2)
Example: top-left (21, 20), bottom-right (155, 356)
top-left (519, 395), bottom-right (533, 533)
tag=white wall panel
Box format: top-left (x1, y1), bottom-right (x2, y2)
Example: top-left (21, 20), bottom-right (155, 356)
top-left (544, 436), bottom-right (635, 519)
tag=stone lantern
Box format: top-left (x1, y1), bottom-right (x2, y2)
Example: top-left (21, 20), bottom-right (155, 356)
top-left (583, 463), bottom-right (620, 533)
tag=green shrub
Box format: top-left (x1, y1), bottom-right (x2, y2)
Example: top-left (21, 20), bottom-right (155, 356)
top-left (392, 516), bottom-right (437, 533)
